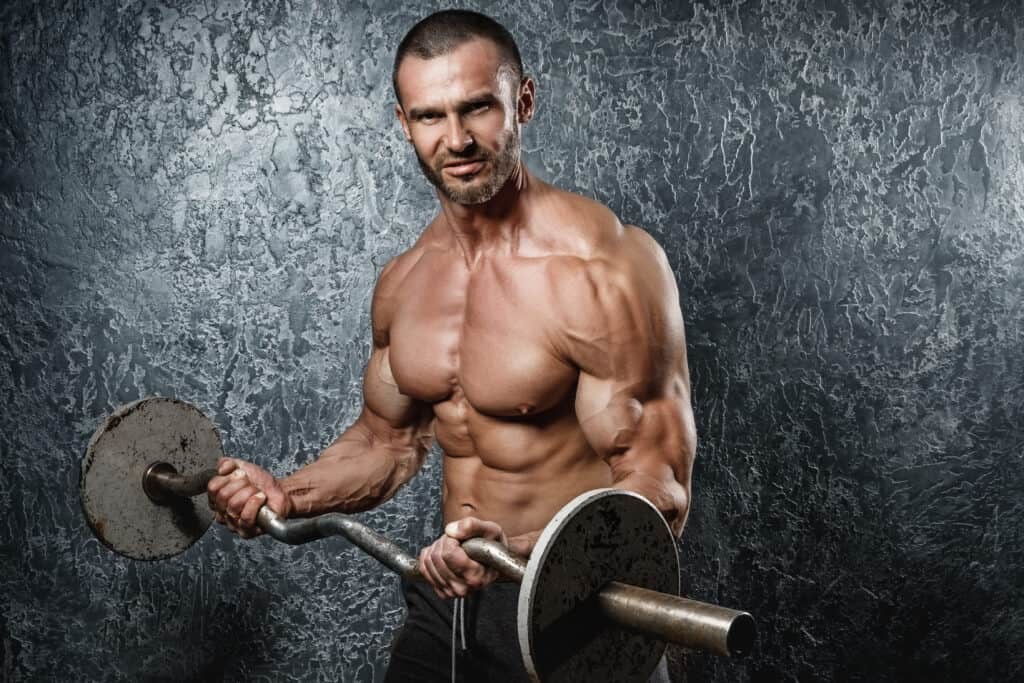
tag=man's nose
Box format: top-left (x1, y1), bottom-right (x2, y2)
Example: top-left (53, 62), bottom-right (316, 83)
top-left (444, 115), bottom-right (473, 153)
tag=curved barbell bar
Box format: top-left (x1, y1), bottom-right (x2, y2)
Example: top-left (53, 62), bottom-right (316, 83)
top-left (143, 463), bottom-right (755, 658)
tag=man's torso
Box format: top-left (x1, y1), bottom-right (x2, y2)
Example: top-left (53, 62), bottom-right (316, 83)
top-left (376, 182), bottom-right (649, 535)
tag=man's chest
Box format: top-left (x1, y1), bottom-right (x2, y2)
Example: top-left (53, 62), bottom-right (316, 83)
top-left (386, 255), bottom-right (579, 416)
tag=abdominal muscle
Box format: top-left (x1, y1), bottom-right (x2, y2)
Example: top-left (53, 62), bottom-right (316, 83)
top-left (434, 394), bottom-right (614, 539)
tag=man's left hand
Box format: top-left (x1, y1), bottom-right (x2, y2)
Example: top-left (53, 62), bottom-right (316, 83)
top-left (418, 518), bottom-right (507, 599)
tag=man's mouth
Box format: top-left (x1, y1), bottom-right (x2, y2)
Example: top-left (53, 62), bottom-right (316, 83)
top-left (443, 159), bottom-right (486, 177)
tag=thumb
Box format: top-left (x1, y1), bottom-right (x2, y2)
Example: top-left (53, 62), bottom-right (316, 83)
top-left (445, 518), bottom-right (473, 540)
top-left (265, 486), bottom-right (292, 517)
top-left (445, 518), bottom-right (503, 541)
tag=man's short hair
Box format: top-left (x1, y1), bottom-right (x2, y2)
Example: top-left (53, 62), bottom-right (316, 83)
top-left (392, 10), bottom-right (524, 104)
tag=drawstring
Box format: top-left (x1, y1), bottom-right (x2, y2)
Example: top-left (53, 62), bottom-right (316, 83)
top-left (451, 596), bottom-right (468, 683)
top-left (458, 596), bottom-right (467, 650)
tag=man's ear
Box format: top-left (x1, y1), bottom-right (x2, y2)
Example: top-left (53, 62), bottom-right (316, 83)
top-left (395, 103), bottom-right (412, 142)
top-left (517, 76), bottom-right (536, 124)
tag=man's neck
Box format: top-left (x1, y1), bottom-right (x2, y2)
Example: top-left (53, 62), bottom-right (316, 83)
top-left (437, 163), bottom-right (531, 266)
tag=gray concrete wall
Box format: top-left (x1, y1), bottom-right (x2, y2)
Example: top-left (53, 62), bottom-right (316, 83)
top-left (1, 0), bottom-right (1022, 680)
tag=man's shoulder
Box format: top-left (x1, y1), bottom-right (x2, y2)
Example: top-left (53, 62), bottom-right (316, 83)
top-left (536, 187), bottom-right (665, 274)
top-left (375, 219), bottom-right (447, 290)
top-left (539, 194), bottom-right (683, 373)
top-left (534, 185), bottom-right (622, 256)
top-left (535, 184), bottom-right (665, 264)
top-left (539, 191), bottom-right (677, 334)
top-left (378, 245), bottom-right (421, 286)
top-left (370, 237), bottom-right (433, 343)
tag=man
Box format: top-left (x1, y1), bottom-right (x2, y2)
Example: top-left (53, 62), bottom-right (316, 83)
top-left (208, 9), bottom-right (696, 682)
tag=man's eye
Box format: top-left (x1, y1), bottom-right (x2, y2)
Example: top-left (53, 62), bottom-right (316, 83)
top-left (470, 103), bottom-right (489, 114)
top-left (419, 114), bottom-right (439, 123)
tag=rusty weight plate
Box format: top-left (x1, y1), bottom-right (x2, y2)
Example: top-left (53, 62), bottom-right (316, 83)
top-left (80, 397), bottom-right (221, 560)
top-left (517, 488), bottom-right (680, 682)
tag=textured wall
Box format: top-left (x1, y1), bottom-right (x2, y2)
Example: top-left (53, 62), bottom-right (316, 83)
top-left (1, 0), bottom-right (1022, 681)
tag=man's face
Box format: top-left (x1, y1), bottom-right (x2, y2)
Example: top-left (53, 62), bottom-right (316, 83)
top-left (395, 39), bottom-right (529, 205)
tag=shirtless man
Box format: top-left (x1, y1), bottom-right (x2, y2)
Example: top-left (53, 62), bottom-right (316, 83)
top-left (208, 9), bottom-right (696, 681)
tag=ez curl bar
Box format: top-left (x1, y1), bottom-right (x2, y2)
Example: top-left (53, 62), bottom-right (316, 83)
top-left (81, 397), bottom-right (755, 682)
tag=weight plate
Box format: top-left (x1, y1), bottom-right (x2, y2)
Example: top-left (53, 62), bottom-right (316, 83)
top-left (518, 488), bottom-right (679, 682)
top-left (80, 397), bottom-right (221, 560)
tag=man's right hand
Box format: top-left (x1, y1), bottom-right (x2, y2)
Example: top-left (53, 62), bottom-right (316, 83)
top-left (206, 458), bottom-right (293, 538)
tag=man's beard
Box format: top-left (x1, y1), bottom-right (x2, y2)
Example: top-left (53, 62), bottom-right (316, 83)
top-left (416, 127), bottom-right (520, 205)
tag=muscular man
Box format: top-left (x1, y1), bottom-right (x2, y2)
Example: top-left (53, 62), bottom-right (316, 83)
top-left (208, 10), bottom-right (696, 682)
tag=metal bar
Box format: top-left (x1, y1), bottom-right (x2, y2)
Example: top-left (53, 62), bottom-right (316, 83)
top-left (143, 464), bottom-right (218, 502)
top-left (144, 465), bottom-right (425, 580)
top-left (463, 537), bottom-right (527, 581)
top-left (272, 509), bottom-right (421, 581)
top-left (597, 582), bottom-right (756, 656)
top-left (142, 463), bottom-right (751, 657)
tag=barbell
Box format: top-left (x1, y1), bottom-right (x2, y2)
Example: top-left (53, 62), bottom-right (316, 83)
top-left (80, 397), bottom-right (756, 682)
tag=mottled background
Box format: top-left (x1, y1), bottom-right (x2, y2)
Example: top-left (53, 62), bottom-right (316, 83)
top-left (1, 0), bottom-right (1022, 681)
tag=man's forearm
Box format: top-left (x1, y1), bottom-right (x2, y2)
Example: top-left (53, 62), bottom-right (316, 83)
top-left (612, 470), bottom-right (691, 537)
top-left (501, 473), bottom-right (687, 561)
top-left (280, 420), bottom-right (428, 517)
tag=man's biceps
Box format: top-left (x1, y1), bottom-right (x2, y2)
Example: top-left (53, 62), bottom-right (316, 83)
top-left (577, 384), bottom-right (644, 455)
top-left (360, 397), bottom-right (428, 441)
top-left (365, 345), bottom-right (399, 389)
top-left (362, 350), bottom-right (422, 427)
top-left (574, 370), bottom-right (615, 410)
top-left (586, 392), bottom-right (694, 455)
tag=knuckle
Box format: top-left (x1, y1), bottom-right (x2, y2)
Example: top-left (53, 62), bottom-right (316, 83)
top-left (442, 548), bottom-right (464, 566)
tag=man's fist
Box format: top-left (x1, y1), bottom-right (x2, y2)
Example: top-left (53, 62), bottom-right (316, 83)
top-left (417, 518), bottom-right (507, 599)
top-left (206, 458), bottom-right (292, 538)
